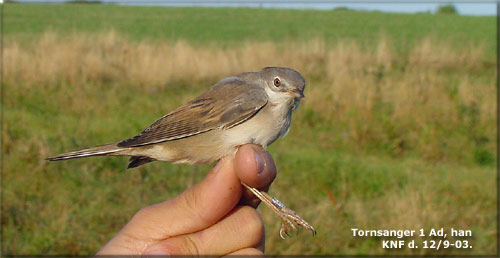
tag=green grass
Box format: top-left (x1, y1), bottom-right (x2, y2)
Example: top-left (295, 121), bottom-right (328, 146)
top-left (2, 3), bottom-right (497, 256)
top-left (4, 3), bottom-right (496, 59)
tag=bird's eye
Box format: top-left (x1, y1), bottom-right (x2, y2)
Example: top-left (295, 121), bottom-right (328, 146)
top-left (273, 78), bottom-right (281, 87)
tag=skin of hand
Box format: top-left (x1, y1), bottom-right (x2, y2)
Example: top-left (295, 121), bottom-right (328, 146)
top-left (97, 144), bottom-right (277, 256)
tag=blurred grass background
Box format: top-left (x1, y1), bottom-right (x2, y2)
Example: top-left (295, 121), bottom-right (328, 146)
top-left (2, 3), bottom-right (497, 255)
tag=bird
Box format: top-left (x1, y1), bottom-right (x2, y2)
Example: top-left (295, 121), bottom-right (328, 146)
top-left (46, 67), bottom-right (316, 239)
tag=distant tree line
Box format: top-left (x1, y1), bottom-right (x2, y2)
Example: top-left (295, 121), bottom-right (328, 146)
top-left (331, 5), bottom-right (458, 15)
top-left (66, 0), bottom-right (103, 3)
top-left (436, 4), bottom-right (458, 14)
top-left (3, 1), bottom-right (460, 14)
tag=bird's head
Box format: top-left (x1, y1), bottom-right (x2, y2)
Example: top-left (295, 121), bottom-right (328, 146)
top-left (259, 67), bottom-right (305, 110)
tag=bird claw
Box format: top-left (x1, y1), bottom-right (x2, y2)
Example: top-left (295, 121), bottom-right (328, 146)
top-left (277, 205), bottom-right (316, 239)
top-left (241, 183), bottom-right (316, 239)
top-left (279, 216), bottom-right (297, 239)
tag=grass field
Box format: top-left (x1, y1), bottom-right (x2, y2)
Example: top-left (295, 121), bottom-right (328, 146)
top-left (2, 3), bottom-right (497, 255)
top-left (4, 3), bottom-right (496, 59)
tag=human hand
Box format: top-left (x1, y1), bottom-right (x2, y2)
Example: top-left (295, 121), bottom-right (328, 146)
top-left (97, 144), bottom-right (277, 256)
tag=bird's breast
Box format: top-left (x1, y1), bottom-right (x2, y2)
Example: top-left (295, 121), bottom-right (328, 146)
top-left (223, 101), bottom-right (293, 148)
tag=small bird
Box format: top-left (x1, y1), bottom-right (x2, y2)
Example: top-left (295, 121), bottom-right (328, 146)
top-left (47, 67), bottom-right (315, 239)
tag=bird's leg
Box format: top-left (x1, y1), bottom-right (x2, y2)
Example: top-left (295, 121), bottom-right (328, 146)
top-left (242, 182), bottom-right (316, 239)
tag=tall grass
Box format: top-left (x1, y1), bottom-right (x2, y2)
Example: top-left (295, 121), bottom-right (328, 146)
top-left (3, 32), bottom-right (496, 255)
top-left (5, 31), bottom-right (495, 166)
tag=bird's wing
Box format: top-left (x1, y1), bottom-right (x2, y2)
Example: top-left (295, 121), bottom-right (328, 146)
top-left (117, 78), bottom-right (268, 147)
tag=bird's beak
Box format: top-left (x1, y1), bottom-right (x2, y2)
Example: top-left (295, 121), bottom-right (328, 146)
top-left (289, 89), bottom-right (305, 98)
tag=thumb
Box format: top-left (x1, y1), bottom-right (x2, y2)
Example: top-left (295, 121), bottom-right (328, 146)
top-left (121, 156), bottom-right (243, 240)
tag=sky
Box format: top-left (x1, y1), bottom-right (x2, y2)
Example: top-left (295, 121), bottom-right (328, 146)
top-left (6, 1), bottom-right (498, 16)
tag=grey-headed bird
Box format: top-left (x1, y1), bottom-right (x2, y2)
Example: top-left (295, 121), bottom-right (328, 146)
top-left (47, 67), bottom-right (315, 238)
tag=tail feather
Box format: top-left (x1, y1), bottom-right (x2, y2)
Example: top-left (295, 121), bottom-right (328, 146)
top-left (46, 143), bottom-right (124, 161)
top-left (127, 156), bottom-right (156, 169)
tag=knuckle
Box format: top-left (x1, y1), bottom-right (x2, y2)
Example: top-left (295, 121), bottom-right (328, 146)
top-left (133, 205), bottom-right (156, 221)
top-left (181, 188), bottom-right (200, 213)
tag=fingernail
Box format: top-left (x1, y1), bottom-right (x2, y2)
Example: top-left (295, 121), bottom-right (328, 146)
top-left (255, 152), bottom-right (265, 175)
top-left (212, 160), bottom-right (223, 174)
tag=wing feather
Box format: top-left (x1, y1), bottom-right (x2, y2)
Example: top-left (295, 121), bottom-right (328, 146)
top-left (117, 78), bottom-right (267, 147)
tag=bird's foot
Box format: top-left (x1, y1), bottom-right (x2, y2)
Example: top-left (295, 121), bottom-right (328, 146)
top-left (270, 196), bottom-right (316, 239)
top-left (242, 183), bottom-right (316, 239)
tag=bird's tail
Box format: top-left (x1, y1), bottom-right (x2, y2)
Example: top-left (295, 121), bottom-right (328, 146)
top-left (46, 142), bottom-right (124, 161)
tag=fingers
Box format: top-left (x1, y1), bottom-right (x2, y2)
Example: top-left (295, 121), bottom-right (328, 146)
top-left (122, 144), bottom-right (276, 240)
top-left (235, 144), bottom-right (277, 208)
top-left (143, 206), bottom-right (265, 256)
top-left (224, 248), bottom-right (265, 256)
top-left (120, 155), bottom-right (243, 240)
top-left (99, 144), bottom-right (275, 255)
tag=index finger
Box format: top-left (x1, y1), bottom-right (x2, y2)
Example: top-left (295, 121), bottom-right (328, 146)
top-left (117, 144), bottom-right (275, 241)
